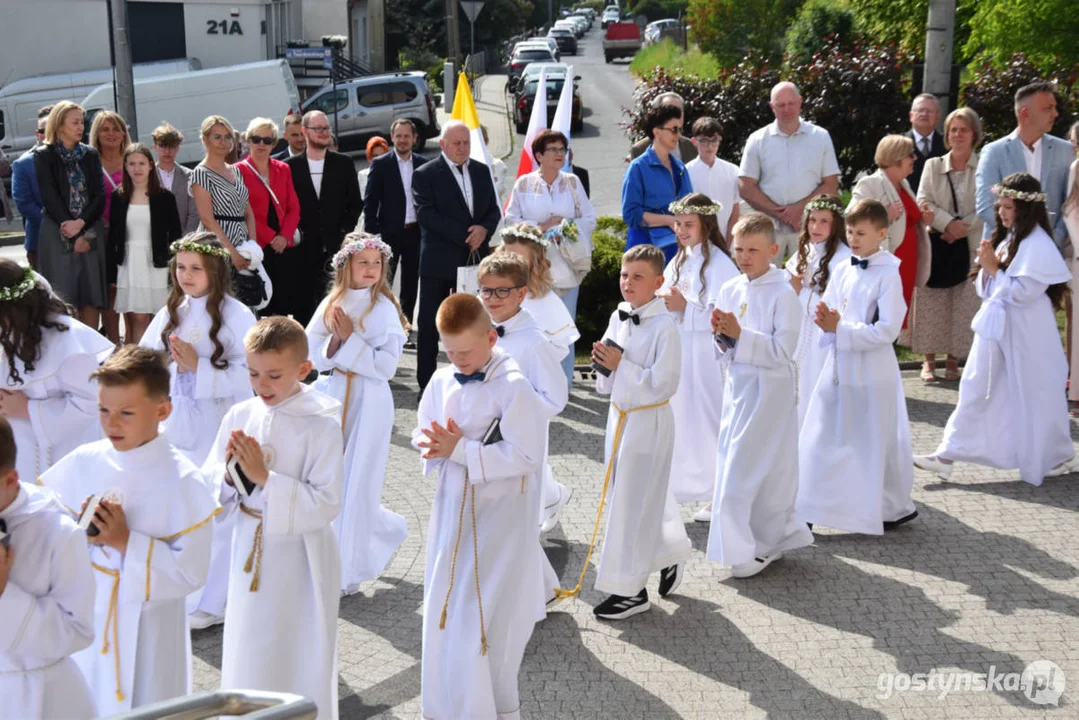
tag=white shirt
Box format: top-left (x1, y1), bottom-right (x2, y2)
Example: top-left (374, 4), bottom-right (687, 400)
top-left (308, 157), bottom-right (325, 199)
top-left (158, 166), bottom-right (175, 191)
top-left (443, 153), bottom-right (473, 216)
top-left (739, 119), bottom-right (841, 232)
top-left (1012, 129), bottom-right (1044, 182)
top-left (685, 155), bottom-right (741, 236)
top-left (397, 151), bottom-right (417, 224)
top-left (912, 129), bottom-right (935, 154)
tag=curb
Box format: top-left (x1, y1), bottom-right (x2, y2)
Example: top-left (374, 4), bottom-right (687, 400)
top-left (0, 234), bottom-right (24, 248)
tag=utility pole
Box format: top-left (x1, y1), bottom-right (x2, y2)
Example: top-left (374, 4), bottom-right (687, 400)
top-left (445, 0), bottom-right (461, 69)
top-left (109, 0), bottom-right (138, 137)
top-left (923, 0), bottom-right (957, 120)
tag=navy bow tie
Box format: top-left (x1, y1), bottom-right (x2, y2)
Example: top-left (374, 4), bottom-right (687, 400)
top-left (618, 310), bottom-right (641, 325)
top-left (495, 325), bottom-right (505, 337)
top-left (454, 370), bottom-right (486, 385)
top-left (851, 257), bottom-right (870, 269)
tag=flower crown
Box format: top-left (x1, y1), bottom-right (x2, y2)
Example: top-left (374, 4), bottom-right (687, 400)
top-left (331, 235), bottom-right (393, 270)
top-left (804, 197), bottom-right (845, 216)
top-left (0, 266), bottom-right (40, 302)
top-left (503, 224), bottom-right (550, 247)
top-left (170, 239), bottom-right (232, 260)
top-left (992, 184), bottom-right (1047, 203)
top-left (668, 199), bottom-right (723, 216)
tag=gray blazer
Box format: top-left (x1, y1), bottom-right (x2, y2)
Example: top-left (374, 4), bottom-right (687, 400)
top-left (167, 165), bottom-right (200, 234)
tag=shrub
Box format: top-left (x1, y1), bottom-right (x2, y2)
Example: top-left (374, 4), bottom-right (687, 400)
top-left (629, 0), bottom-right (689, 23)
top-left (578, 218), bottom-right (628, 350)
top-left (629, 40), bottom-right (721, 79)
top-left (959, 52), bottom-right (1079, 144)
top-left (687, 0), bottom-right (802, 67)
top-left (785, 0), bottom-right (860, 66)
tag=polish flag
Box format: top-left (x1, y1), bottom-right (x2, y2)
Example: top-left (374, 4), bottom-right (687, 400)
top-left (549, 65), bottom-right (574, 171)
top-left (508, 66), bottom-right (549, 207)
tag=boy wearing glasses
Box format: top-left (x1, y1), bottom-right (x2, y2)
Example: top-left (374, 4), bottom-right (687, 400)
top-left (686, 117), bottom-right (742, 241)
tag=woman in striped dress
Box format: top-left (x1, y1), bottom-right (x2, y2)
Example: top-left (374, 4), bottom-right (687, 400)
top-left (190, 115), bottom-right (256, 271)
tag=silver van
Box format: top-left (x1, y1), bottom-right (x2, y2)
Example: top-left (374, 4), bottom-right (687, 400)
top-left (302, 71), bottom-right (440, 151)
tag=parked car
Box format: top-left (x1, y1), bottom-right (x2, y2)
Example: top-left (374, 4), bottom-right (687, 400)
top-left (572, 9), bottom-right (593, 30)
top-left (513, 66), bottom-right (583, 134)
top-left (601, 5), bottom-right (620, 28)
top-left (603, 21), bottom-right (641, 63)
top-left (568, 15), bottom-right (589, 35)
top-left (644, 18), bottom-right (681, 45)
top-left (554, 19), bottom-right (583, 39)
top-left (508, 46), bottom-right (558, 84)
top-left (547, 28), bottom-right (578, 56)
top-left (515, 38), bottom-right (560, 62)
top-left (301, 71), bottom-right (439, 151)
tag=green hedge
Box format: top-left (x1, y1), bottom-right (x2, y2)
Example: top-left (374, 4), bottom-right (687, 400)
top-left (578, 217), bottom-right (628, 351)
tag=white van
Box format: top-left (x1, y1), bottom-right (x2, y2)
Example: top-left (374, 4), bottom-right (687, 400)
top-left (81, 60), bottom-right (302, 165)
top-left (0, 60), bottom-right (197, 156)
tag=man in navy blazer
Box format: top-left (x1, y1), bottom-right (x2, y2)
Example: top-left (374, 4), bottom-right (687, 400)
top-left (411, 120), bottom-right (502, 391)
top-left (364, 119), bottom-right (427, 334)
top-left (905, 93), bottom-right (947, 193)
top-left (975, 81), bottom-right (1072, 253)
top-left (11, 112), bottom-right (49, 268)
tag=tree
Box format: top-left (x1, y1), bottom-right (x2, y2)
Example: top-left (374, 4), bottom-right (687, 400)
top-left (785, 0), bottom-right (860, 65)
top-left (963, 0), bottom-right (1079, 72)
top-left (686, 0), bottom-right (802, 66)
top-left (846, 0), bottom-right (976, 61)
top-left (629, 0), bottom-right (689, 23)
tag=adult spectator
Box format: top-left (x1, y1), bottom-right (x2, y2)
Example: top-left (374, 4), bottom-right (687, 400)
top-left (33, 101), bottom-right (108, 327)
top-left (506, 129), bottom-right (597, 386)
top-left (975, 81), bottom-right (1072, 253)
top-left (236, 117), bottom-right (301, 318)
top-left (358, 136), bottom-right (390, 209)
top-left (913, 108), bottom-right (984, 383)
top-left (190, 115), bottom-right (257, 268)
top-left (621, 103), bottom-right (693, 264)
top-left (628, 92), bottom-right (698, 163)
top-left (849, 134), bottom-right (933, 338)
top-left (11, 105), bottom-right (52, 268)
top-left (569, 150), bottom-right (590, 197)
top-left (906, 93), bottom-right (946, 193)
top-left (285, 110), bottom-right (363, 325)
top-left (412, 120), bottom-right (502, 391)
top-left (686, 116), bottom-right (741, 240)
top-left (272, 113), bottom-right (306, 160)
top-left (0, 150), bottom-right (12, 223)
top-left (739, 81), bottom-right (840, 266)
top-left (364, 118), bottom-right (428, 337)
top-left (91, 110), bottom-right (131, 341)
top-left (152, 123), bottom-right (199, 234)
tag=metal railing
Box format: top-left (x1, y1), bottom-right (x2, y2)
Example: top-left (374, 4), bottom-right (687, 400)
top-left (112, 690), bottom-right (317, 720)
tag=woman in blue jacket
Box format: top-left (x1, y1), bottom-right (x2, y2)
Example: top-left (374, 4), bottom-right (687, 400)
top-left (621, 103), bottom-right (693, 263)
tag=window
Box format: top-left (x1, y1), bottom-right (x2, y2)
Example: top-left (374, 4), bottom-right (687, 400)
top-left (357, 83), bottom-right (391, 107)
top-left (308, 89), bottom-right (348, 114)
top-left (129, 2), bottom-right (187, 63)
top-left (517, 50), bottom-right (553, 61)
top-left (389, 82), bottom-right (418, 104)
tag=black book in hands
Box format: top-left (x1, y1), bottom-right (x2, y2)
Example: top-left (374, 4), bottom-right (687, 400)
top-left (77, 495), bottom-right (103, 538)
top-left (482, 417), bottom-right (502, 446)
top-left (715, 333), bottom-right (737, 353)
top-left (227, 456), bottom-right (258, 498)
top-left (591, 338), bottom-right (624, 377)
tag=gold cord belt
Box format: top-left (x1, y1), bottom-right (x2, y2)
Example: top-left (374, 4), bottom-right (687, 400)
top-left (239, 504), bottom-right (264, 592)
top-left (439, 470), bottom-right (489, 656)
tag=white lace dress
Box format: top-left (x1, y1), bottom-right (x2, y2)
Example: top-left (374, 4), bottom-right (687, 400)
top-left (114, 203), bottom-right (170, 313)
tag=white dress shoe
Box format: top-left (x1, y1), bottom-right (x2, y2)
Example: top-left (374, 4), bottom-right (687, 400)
top-left (730, 552), bottom-right (783, 579)
top-left (1046, 456), bottom-right (1079, 478)
top-left (913, 454), bottom-right (953, 480)
top-left (540, 486), bottom-right (572, 533)
top-left (692, 504), bottom-right (712, 523)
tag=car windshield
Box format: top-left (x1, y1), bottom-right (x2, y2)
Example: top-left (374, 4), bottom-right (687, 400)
top-left (550, 29), bottom-right (571, 36)
top-left (516, 50), bottom-right (553, 60)
top-left (524, 77), bottom-right (568, 97)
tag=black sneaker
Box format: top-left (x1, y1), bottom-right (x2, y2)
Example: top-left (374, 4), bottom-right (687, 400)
top-left (658, 563), bottom-right (683, 598)
top-left (593, 589), bottom-right (650, 620)
top-left (883, 509), bottom-right (918, 531)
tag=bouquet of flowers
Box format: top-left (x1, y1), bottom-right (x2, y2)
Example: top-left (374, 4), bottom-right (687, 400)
top-left (545, 218), bottom-right (579, 245)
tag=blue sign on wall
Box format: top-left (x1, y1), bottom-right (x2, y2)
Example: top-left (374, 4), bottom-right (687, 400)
top-left (285, 47), bottom-right (333, 69)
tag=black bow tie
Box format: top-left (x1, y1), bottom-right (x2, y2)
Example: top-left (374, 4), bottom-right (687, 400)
top-left (454, 370), bottom-right (486, 385)
top-left (851, 257), bottom-right (870, 269)
top-left (495, 325), bottom-right (505, 337)
top-left (618, 310), bottom-right (641, 325)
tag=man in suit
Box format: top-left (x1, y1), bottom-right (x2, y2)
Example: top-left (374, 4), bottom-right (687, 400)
top-left (569, 150), bottom-right (590, 197)
top-left (365, 118), bottom-right (427, 339)
top-left (975, 81), bottom-right (1072, 253)
top-left (151, 123), bottom-right (200, 234)
top-left (272, 114), bottom-right (306, 160)
top-left (627, 92), bottom-right (697, 164)
top-left (11, 107), bottom-right (52, 268)
top-left (906, 93), bottom-right (946, 193)
top-left (286, 110), bottom-right (363, 325)
top-left (412, 120), bottom-right (502, 391)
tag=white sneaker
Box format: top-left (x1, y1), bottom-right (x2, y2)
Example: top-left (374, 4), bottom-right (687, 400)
top-left (1046, 456), bottom-right (1079, 478)
top-left (730, 552), bottom-right (783, 579)
top-left (188, 610), bottom-right (224, 630)
top-left (913, 454), bottom-right (953, 480)
top-left (540, 486), bottom-right (573, 533)
top-left (692, 504), bottom-right (713, 523)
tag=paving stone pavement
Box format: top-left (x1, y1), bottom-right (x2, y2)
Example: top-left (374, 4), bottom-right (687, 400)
top-left (191, 350), bottom-right (1079, 719)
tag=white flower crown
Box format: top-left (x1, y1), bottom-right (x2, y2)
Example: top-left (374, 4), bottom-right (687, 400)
top-left (804, 197), bottom-right (845, 215)
top-left (170, 240), bottom-right (232, 260)
top-left (503, 224), bottom-right (550, 247)
top-left (992, 184), bottom-right (1047, 203)
top-left (331, 235), bottom-right (393, 270)
top-left (0, 266), bottom-right (39, 302)
top-left (668, 199), bottom-right (723, 216)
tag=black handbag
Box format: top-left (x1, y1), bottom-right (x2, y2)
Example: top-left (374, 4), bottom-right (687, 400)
top-left (231, 267), bottom-right (266, 307)
top-left (926, 172), bottom-right (971, 289)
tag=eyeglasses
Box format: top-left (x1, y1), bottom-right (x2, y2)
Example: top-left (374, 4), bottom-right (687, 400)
top-left (543, 146), bottom-right (568, 155)
top-left (694, 137), bottom-right (720, 146)
top-left (658, 125), bottom-right (683, 135)
top-left (35, 128), bottom-right (46, 136)
top-left (248, 135), bottom-right (275, 145)
top-left (478, 286), bottom-right (523, 299)
top-left (305, 125), bottom-right (331, 133)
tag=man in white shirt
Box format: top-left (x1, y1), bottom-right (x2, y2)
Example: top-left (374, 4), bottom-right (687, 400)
top-left (685, 117), bottom-right (741, 241)
top-left (906, 93), bottom-right (946, 193)
top-left (738, 82), bottom-right (840, 266)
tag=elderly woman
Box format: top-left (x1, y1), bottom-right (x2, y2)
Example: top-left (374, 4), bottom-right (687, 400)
top-left (849, 134), bottom-right (933, 343)
top-left (506, 128), bottom-right (598, 385)
top-left (33, 101), bottom-right (109, 327)
top-left (621, 103), bottom-right (693, 264)
top-left (91, 110), bottom-right (131, 342)
top-left (913, 108), bottom-right (985, 382)
top-left (237, 117), bottom-right (301, 317)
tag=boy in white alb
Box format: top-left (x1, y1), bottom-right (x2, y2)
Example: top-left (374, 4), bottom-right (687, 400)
top-left (412, 293), bottom-right (547, 720)
top-left (39, 347), bottom-right (218, 715)
top-left (0, 417), bottom-right (97, 719)
top-left (477, 253), bottom-right (568, 605)
top-left (798, 199), bottom-right (918, 533)
top-left (685, 117), bottom-right (742, 241)
top-left (204, 316), bottom-right (343, 720)
top-left (585, 245), bottom-right (691, 620)
top-left (707, 214), bottom-right (813, 578)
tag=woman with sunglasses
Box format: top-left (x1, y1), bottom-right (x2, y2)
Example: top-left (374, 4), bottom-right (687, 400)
top-left (236, 117), bottom-right (300, 316)
top-left (190, 115), bottom-right (256, 271)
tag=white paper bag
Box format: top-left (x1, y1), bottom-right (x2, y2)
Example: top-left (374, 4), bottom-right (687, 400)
top-left (456, 252), bottom-right (482, 296)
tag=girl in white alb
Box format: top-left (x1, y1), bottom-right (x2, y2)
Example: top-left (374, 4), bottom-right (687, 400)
top-left (307, 232), bottom-right (409, 594)
top-left (498, 229), bottom-right (580, 531)
top-left (140, 232), bottom-right (256, 627)
top-left (916, 173), bottom-right (1077, 485)
top-left (786, 195), bottom-right (852, 428)
top-left (0, 262), bottom-right (113, 483)
top-left (660, 193), bottom-right (739, 517)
